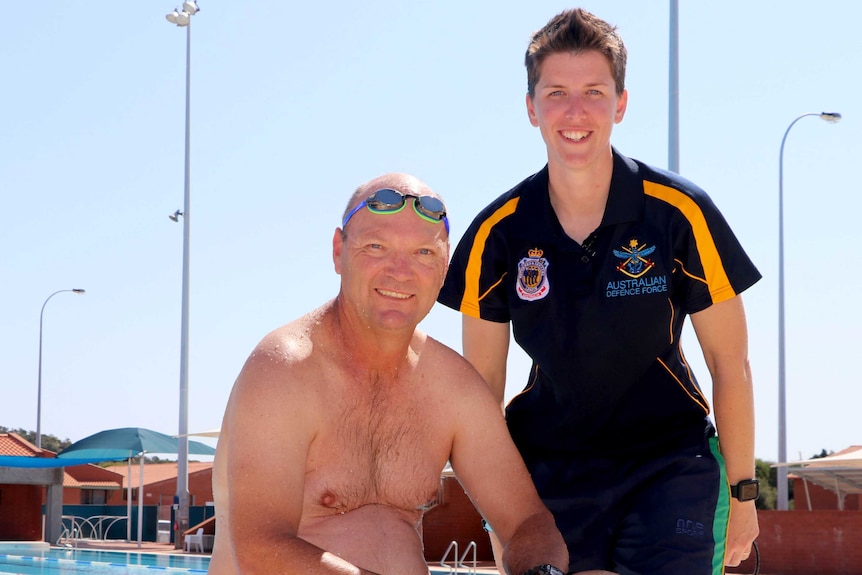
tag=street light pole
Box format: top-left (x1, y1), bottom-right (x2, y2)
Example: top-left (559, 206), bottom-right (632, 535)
top-left (777, 111), bottom-right (841, 511)
top-left (166, 0), bottom-right (199, 546)
top-left (36, 288), bottom-right (85, 449)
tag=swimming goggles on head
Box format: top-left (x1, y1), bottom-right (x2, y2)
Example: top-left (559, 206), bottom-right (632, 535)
top-left (342, 188), bottom-right (450, 234)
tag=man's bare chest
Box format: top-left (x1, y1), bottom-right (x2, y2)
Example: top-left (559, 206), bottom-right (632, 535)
top-left (304, 395), bottom-right (448, 514)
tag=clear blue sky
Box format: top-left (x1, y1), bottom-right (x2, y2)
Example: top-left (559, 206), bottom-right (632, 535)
top-left (1, 1), bottom-right (859, 463)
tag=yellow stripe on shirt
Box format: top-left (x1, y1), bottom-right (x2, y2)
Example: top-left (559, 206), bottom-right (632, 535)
top-left (643, 181), bottom-right (732, 304)
top-left (461, 197), bottom-right (520, 316)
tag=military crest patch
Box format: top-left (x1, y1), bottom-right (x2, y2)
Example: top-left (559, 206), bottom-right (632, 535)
top-left (516, 247), bottom-right (550, 301)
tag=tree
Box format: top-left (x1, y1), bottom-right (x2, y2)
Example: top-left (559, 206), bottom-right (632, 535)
top-left (0, 425), bottom-right (72, 453)
top-left (754, 458), bottom-right (777, 510)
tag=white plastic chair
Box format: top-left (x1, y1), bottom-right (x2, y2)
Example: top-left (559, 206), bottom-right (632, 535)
top-left (184, 527), bottom-right (204, 553)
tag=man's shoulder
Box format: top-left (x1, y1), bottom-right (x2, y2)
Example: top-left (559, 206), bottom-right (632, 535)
top-left (258, 302), bottom-right (334, 355)
top-left (414, 332), bottom-right (492, 391)
top-left (236, 303), bottom-right (337, 387)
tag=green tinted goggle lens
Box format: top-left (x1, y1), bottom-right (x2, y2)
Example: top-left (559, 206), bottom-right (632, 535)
top-left (342, 188), bottom-right (449, 233)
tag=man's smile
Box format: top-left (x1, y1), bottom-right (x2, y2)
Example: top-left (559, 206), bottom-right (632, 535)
top-left (377, 289), bottom-right (412, 300)
top-left (561, 130), bottom-right (589, 142)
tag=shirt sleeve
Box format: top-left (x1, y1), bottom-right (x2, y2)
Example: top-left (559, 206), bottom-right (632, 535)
top-left (644, 180), bottom-right (761, 314)
top-left (438, 199), bottom-right (520, 323)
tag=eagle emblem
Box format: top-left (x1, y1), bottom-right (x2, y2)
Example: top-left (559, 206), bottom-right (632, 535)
top-left (613, 239), bottom-right (656, 279)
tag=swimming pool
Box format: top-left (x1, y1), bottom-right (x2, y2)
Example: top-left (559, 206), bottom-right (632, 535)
top-left (0, 543), bottom-right (493, 574)
top-left (0, 545), bottom-right (209, 575)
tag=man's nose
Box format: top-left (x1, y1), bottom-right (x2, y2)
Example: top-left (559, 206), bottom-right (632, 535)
top-left (384, 251), bottom-right (413, 279)
top-left (565, 95), bottom-right (587, 119)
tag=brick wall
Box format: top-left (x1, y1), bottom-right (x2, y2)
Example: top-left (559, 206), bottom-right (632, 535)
top-left (793, 478), bottom-right (860, 511)
top-left (0, 484), bottom-right (43, 540)
top-left (729, 511), bottom-right (862, 575)
top-left (422, 479), bottom-right (862, 574)
top-left (422, 476), bottom-right (493, 563)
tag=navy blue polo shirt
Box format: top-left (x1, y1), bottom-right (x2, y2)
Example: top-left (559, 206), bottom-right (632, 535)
top-left (438, 150), bottom-right (761, 459)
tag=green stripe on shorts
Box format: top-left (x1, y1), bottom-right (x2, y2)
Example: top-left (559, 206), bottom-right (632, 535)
top-left (710, 436), bottom-right (731, 575)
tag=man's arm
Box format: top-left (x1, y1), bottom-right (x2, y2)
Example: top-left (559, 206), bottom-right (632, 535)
top-left (223, 339), bottom-right (378, 575)
top-left (448, 362), bottom-right (568, 575)
top-left (690, 295), bottom-right (760, 567)
top-left (462, 314), bottom-right (511, 406)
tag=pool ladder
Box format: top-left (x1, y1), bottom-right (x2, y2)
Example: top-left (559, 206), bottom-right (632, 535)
top-left (57, 524), bottom-right (80, 549)
top-left (439, 540), bottom-right (477, 574)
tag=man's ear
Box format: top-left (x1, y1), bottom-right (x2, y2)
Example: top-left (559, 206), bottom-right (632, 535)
top-left (615, 88), bottom-right (629, 124)
top-left (332, 227), bottom-right (344, 275)
top-left (526, 92), bottom-right (539, 127)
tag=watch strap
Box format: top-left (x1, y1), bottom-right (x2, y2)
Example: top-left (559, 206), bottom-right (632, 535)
top-left (521, 565), bottom-right (565, 575)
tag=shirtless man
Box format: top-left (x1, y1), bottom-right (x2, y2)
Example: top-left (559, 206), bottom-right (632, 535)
top-left (209, 173), bottom-right (569, 575)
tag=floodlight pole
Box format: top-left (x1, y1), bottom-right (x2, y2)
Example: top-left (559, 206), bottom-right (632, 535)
top-left (668, 0), bottom-right (679, 173)
top-left (165, 0), bottom-right (199, 547)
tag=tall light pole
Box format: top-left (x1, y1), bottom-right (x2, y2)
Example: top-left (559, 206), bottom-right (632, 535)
top-left (668, 0), bottom-right (679, 173)
top-left (777, 111), bottom-right (841, 510)
top-left (36, 288), bottom-right (85, 449)
top-left (165, 0), bottom-right (199, 546)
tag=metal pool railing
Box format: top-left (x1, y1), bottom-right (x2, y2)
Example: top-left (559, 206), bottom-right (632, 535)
top-left (439, 540), bottom-right (477, 574)
top-left (58, 515), bottom-right (128, 546)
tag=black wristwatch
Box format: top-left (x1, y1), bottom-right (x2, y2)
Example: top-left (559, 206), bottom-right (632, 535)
top-left (730, 478), bottom-right (760, 501)
top-left (522, 565), bottom-right (565, 575)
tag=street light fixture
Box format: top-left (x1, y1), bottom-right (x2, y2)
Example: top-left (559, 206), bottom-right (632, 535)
top-left (165, 0), bottom-right (199, 547)
top-left (36, 288), bottom-right (86, 449)
top-left (777, 111), bottom-right (841, 511)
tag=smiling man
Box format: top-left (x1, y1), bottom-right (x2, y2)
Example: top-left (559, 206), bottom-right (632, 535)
top-left (209, 173), bottom-right (568, 575)
top-left (438, 8), bottom-right (761, 575)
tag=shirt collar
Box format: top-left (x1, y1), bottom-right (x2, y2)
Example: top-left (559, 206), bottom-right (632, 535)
top-left (601, 147), bottom-right (645, 227)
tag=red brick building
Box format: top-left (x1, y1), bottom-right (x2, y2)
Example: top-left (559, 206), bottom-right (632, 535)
top-left (0, 432), bottom-right (215, 542)
top-left (0, 433), bottom-right (63, 540)
top-left (788, 445), bottom-right (862, 511)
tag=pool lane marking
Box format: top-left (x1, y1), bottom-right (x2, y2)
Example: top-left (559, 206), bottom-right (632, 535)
top-left (0, 553), bottom-right (207, 573)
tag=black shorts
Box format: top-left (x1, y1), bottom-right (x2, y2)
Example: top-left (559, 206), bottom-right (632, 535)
top-left (527, 432), bottom-right (730, 575)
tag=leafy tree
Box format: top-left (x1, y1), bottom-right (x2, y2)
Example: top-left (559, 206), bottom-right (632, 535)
top-left (753, 449), bottom-right (835, 510)
top-left (754, 458), bottom-right (777, 510)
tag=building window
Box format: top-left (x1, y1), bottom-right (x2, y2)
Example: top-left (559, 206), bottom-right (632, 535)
top-left (81, 490), bottom-right (108, 505)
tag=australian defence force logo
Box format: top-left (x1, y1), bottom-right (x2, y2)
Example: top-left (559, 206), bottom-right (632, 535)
top-left (516, 248), bottom-right (550, 301)
top-left (613, 238), bottom-right (656, 278)
top-left (608, 238), bottom-right (668, 298)
top-left (516, 239), bottom-right (669, 302)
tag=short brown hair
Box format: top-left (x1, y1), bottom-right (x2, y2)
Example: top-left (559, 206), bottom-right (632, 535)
top-left (525, 8), bottom-right (627, 97)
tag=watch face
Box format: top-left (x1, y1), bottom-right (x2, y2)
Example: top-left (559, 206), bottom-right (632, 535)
top-left (524, 565), bottom-right (565, 575)
top-left (739, 481), bottom-right (759, 501)
top-left (733, 479), bottom-right (760, 501)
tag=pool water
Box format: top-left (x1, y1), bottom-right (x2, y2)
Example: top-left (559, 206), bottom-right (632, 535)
top-left (0, 546), bottom-right (209, 575)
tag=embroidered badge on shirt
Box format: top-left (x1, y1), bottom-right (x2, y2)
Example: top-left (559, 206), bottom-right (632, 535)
top-left (606, 238), bottom-right (668, 299)
top-left (516, 247), bottom-right (550, 301)
top-left (612, 238), bottom-right (656, 279)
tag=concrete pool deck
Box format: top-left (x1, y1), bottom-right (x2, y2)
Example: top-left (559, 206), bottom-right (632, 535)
top-left (37, 540), bottom-right (502, 573)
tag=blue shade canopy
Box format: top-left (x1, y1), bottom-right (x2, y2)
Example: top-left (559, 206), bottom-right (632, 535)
top-left (57, 427), bottom-right (216, 461)
top-left (0, 455), bottom-right (123, 468)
